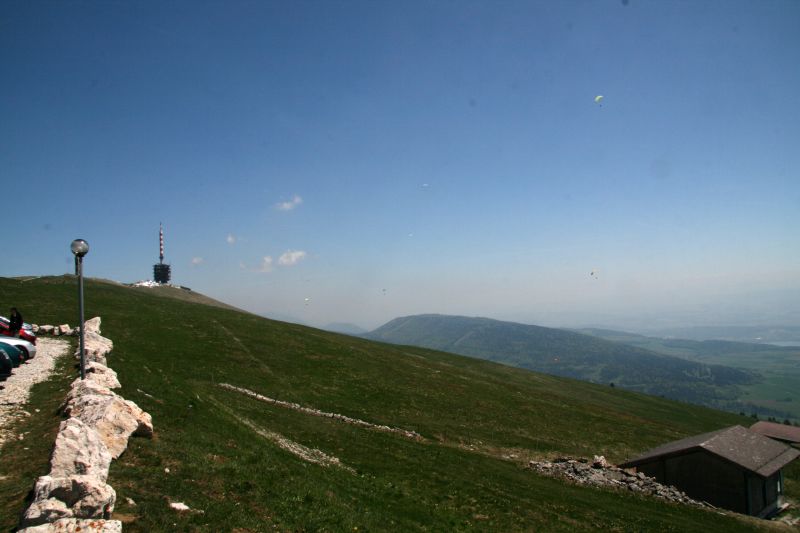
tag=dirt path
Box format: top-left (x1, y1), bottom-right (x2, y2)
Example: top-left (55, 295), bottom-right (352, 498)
top-left (219, 383), bottom-right (424, 441)
top-left (0, 338), bottom-right (70, 449)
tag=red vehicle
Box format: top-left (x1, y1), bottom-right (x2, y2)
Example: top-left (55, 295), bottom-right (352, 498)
top-left (0, 316), bottom-right (36, 345)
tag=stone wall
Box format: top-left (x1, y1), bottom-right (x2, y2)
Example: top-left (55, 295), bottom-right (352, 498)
top-left (18, 318), bottom-right (153, 533)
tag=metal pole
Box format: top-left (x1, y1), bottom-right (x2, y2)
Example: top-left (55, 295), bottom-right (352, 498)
top-left (77, 256), bottom-right (86, 380)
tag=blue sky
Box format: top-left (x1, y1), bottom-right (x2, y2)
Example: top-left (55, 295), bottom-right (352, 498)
top-left (2, 0), bottom-right (799, 331)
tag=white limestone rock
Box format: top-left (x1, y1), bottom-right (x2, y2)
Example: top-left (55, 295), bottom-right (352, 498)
top-left (84, 363), bottom-right (121, 390)
top-left (84, 317), bottom-right (102, 335)
top-left (64, 380), bottom-right (116, 410)
top-left (64, 393), bottom-right (153, 457)
top-left (170, 502), bottom-right (191, 511)
top-left (132, 404), bottom-right (154, 439)
top-left (22, 475), bottom-right (115, 527)
top-left (49, 418), bottom-right (112, 482)
top-left (20, 497), bottom-right (72, 527)
top-left (77, 331), bottom-right (113, 365)
top-left (18, 518), bottom-right (122, 532)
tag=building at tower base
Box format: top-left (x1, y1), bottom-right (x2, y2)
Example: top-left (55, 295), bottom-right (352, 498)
top-left (153, 263), bottom-right (171, 284)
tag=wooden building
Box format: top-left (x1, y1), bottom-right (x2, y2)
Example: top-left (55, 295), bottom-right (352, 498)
top-left (750, 421), bottom-right (800, 447)
top-left (620, 425), bottom-right (799, 517)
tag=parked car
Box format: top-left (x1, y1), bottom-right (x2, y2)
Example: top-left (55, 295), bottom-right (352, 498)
top-left (0, 347), bottom-right (13, 377)
top-left (0, 337), bottom-right (36, 361)
top-left (0, 315), bottom-right (33, 331)
top-left (0, 316), bottom-right (37, 345)
top-left (0, 341), bottom-right (24, 368)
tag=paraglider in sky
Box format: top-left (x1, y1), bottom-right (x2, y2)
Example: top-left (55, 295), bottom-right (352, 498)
top-left (590, 269), bottom-right (599, 279)
top-left (304, 297), bottom-right (311, 306)
top-left (594, 95), bottom-right (604, 107)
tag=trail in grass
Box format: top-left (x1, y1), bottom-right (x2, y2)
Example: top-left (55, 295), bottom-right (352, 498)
top-left (220, 383), bottom-right (425, 441)
top-left (211, 320), bottom-right (273, 375)
top-left (210, 397), bottom-right (355, 472)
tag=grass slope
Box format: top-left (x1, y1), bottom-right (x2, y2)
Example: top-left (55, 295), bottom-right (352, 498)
top-left (0, 276), bottom-right (784, 532)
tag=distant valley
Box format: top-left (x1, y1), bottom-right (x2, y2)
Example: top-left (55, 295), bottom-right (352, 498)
top-left (324, 322), bottom-right (368, 335)
top-left (573, 327), bottom-right (800, 421)
top-left (365, 314), bottom-right (799, 421)
top-left (632, 325), bottom-right (800, 345)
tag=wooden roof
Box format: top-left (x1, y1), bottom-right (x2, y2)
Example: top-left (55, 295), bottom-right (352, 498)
top-left (750, 421), bottom-right (800, 444)
top-left (620, 425), bottom-right (800, 477)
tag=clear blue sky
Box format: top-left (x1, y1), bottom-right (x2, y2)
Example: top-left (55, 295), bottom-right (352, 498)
top-left (2, 0), bottom-right (799, 330)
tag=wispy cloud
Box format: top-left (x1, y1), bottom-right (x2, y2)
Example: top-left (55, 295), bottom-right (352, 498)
top-left (278, 250), bottom-right (307, 266)
top-left (275, 195), bottom-right (303, 211)
top-left (226, 233), bottom-right (237, 245)
top-left (239, 257), bottom-right (273, 273)
top-left (191, 257), bottom-right (204, 266)
top-left (241, 250), bottom-right (307, 274)
top-left (258, 256), bottom-right (274, 273)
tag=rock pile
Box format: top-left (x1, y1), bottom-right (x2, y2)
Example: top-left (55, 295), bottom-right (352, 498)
top-left (33, 324), bottom-right (76, 337)
top-left (528, 456), bottom-right (709, 508)
top-left (18, 317), bottom-right (153, 533)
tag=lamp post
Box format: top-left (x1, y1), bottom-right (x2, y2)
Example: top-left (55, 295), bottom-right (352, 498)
top-left (71, 239), bottom-right (89, 380)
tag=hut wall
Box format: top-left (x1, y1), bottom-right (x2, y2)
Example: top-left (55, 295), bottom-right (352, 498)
top-left (746, 475), bottom-right (765, 515)
top-left (752, 472), bottom-right (781, 518)
top-left (636, 451), bottom-right (747, 514)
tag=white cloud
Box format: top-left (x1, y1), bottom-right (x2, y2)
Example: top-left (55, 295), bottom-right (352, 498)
top-left (278, 250), bottom-right (307, 266)
top-left (258, 256), bottom-right (274, 273)
top-left (276, 195), bottom-right (303, 211)
top-left (191, 257), bottom-right (204, 266)
top-left (239, 256), bottom-right (273, 273)
top-left (240, 251), bottom-right (306, 273)
top-left (226, 233), bottom-right (237, 245)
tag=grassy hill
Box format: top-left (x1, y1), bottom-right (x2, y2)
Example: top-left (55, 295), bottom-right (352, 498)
top-left (0, 276), bottom-right (790, 531)
top-left (365, 314), bottom-right (759, 409)
top-left (573, 328), bottom-right (800, 422)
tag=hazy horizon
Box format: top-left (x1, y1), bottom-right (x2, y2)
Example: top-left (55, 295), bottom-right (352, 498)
top-left (3, 1), bottom-right (798, 333)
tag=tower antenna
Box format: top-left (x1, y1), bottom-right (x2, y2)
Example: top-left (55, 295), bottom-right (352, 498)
top-left (153, 223), bottom-right (171, 284)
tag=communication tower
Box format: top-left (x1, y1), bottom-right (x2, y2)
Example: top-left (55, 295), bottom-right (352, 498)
top-left (153, 223), bottom-right (172, 284)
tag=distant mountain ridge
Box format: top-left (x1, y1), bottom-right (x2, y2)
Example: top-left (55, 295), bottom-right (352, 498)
top-left (365, 314), bottom-right (758, 407)
top-left (324, 322), bottom-right (368, 335)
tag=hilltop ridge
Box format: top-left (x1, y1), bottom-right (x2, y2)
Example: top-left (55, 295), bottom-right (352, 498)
top-left (365, 314), bottom-right (759, 408)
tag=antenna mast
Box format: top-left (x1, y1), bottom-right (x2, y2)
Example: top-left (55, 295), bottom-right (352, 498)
top-left (159, 222), bottom-right (164, 264)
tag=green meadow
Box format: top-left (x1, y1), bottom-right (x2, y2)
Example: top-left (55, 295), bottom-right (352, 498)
top-left (0, 276), bottom-right (788, 532)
